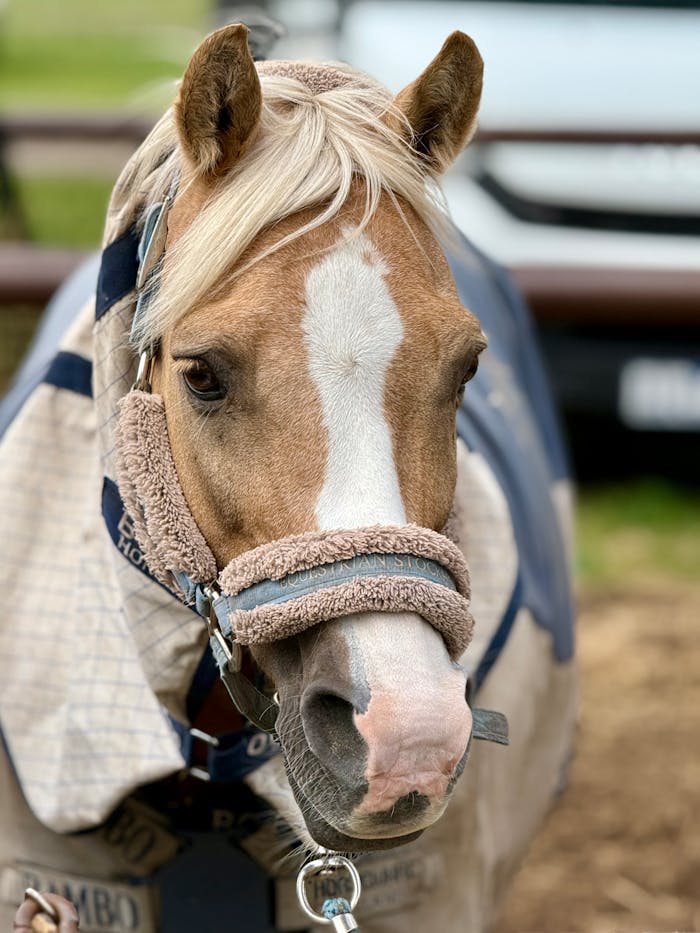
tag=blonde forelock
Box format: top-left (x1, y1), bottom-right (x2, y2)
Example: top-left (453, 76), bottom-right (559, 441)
top-left (122, 66), bottom-right (452, 351)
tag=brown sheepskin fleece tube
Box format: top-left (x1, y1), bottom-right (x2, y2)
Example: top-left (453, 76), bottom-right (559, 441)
top-left (218, 524), bottom-right (473, 659)
top-left (114, 391), bottom-right (218, 585)
top-left (231, 575), bottom-right (473, 659)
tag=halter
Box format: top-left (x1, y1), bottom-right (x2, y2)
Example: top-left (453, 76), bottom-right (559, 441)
top-left (114, 185), bottom-right (508, 745)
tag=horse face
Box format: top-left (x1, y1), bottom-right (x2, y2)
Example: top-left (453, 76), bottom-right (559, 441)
top-left (151, 24), bottom-right (485, 849)
top-left (157, 190), bottom-right (484, 846)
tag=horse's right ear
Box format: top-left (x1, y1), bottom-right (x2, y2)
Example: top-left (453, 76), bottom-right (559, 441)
top-left (175, 24), bottom-right (262, 178)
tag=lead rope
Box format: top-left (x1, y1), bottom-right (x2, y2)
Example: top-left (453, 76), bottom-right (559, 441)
top-left (296, 854), bottom-right (362, 931)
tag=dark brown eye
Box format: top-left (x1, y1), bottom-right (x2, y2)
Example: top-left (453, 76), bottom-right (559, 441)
top-left (183, 362), bottom-right (224, 401)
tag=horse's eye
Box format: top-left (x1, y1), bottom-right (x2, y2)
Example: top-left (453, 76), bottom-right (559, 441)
top-left (183, 362), bottom-right (224, 401)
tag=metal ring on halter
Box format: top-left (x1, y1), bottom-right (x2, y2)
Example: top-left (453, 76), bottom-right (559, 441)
top-left (296, 856), bottom-right (361, 924)
top-left (132, 351), bottom-right (155, 393)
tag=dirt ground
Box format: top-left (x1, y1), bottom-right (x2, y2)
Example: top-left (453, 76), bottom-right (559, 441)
top-left (497, 583), bottom-right (700, 933)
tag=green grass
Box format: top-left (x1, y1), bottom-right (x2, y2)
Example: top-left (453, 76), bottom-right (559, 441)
top-left (577, 479), bottom-right (700, 585)
top-left (5, 0), bottom-right (202, 34)
top-left (1, 0), bottom-right (205, 110)
top-left (1, 34), bottom-right (186, 109)
top-left (14, 176), bottom-right (114, 247)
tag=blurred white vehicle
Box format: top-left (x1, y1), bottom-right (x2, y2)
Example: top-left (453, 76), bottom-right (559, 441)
top-left (337, 0), bottom-right (700, 471)
top-left (340, 1), bottom-right (699, 269)
top-left (266, 0), bottom-right (700, 474)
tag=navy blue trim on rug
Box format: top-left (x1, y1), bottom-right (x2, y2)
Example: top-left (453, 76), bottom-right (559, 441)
top-left (186, 647), bottom-right (220, 722)
top-left (95, 227), bottom-right (139, 320)
top-left (102, 479), bottom-right (220, 731)
top-left (43, 351), bottom-right (93, 398)
top-left (472, 570), bottom-right (523, 694)
top-left (101, 477), bottom-right (197, 611)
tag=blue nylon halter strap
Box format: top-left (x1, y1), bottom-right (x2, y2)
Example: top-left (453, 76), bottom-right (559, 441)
top-left (167, 718), bottom-right (280, 783)
top-left (225, 552), bottom-right (458, 611)
top-left (175, 553), bottom-right (458, 620)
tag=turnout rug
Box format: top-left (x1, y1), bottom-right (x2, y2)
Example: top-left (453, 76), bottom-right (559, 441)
top-left (0, 78), bottom-right (574, 932)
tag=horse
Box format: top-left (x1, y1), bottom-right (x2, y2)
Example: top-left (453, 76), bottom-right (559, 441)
top-left (0, 25), bottom-right (576, 932)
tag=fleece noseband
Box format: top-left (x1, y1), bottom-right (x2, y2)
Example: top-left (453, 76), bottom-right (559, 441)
top-left (112, 193), bottom-right (508, 745)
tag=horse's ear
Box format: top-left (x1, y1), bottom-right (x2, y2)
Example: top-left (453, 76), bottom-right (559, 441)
top-left (175, 24), bottom-right (262, 178)
top-left (391, 31), bottom-right (483, 174)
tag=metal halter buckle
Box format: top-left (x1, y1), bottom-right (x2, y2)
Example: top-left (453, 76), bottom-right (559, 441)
top-left (187, 727), bottom-right (221, 782)
top-left (203, 582), bottom-right (243, 673)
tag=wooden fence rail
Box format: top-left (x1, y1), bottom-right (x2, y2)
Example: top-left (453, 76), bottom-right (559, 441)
top-left (2, 116), bottom-right (699, 311)
top-left (0, 244), bottom-right (86, 305)
top-left (2, 243), bottom-right (699, 327)
top-left (3, 114), bottom-right (700, 146)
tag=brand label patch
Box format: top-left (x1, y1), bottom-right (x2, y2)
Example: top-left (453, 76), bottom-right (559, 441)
top-left (97, 798), bottom-right (182, 875)
top-left (0, 864), bottom-right (157, 933)
top-left (274, 850), bottom-right (443, 930)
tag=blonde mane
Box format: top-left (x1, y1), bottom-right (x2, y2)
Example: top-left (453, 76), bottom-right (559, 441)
top-left (112, 63), bottom-right (454, 351)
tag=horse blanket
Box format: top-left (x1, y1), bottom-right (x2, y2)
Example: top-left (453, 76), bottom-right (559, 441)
top-left (0, 156), bottom-right (575, 931)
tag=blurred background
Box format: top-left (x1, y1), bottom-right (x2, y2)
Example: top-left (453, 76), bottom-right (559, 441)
top-left (1, 0), bottom-right (698, 929)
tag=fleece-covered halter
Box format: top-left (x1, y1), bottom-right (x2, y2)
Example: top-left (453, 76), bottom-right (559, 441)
top-left (114, 187), bottom-right (508, 745)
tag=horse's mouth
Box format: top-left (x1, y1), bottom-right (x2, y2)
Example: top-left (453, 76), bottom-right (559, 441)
top-left (284, 766), bottom-right (426, 853)
top-left (278, 729), bottom-right (472, 854)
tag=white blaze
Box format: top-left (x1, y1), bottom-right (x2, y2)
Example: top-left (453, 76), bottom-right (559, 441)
top-left (302, 232), bottom-right (406, 529)
top-left (301, 232), bottom-right (471, 828)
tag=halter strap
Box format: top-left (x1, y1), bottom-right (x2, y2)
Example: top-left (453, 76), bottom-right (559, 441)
top-left (130, 174), bottom-right (179, 357)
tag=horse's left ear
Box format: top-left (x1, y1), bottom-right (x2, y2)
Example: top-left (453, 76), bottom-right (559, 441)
top-left (391, 31), bottom-right (483, 174)
top-left (175, 24), bottom-right (262, 178)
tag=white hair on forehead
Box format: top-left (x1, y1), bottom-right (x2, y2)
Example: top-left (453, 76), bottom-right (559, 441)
top-left (121, 68), bottom-right (454, 351)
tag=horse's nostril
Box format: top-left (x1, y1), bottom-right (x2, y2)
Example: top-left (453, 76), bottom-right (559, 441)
top-left (302, 689), bottom-right (355, 754)
top-left (314, 691), bottom-right (355, 725)
top-left (301, 687), bottom-right (368, 789)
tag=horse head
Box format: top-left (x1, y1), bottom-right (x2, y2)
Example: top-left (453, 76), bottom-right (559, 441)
top-left (117, 24), bottom-right (487, 852)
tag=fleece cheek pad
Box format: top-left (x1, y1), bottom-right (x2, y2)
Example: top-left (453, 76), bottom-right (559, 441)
top-left (114, 390), bottom-right (218, 587)
top-left (114, 389), bottom-right (475, 659)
